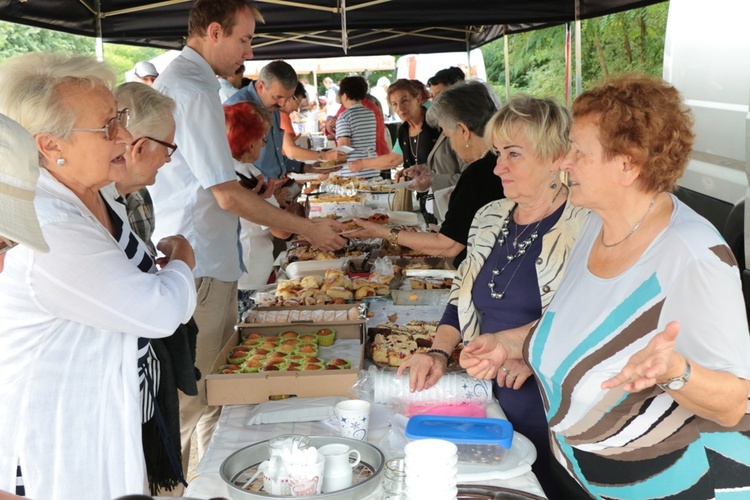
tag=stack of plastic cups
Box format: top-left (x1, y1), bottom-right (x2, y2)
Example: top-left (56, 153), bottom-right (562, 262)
top-left (403, 439), bottom-right (458, 499)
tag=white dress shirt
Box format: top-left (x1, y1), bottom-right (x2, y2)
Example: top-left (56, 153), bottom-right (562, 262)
top-left (0, 168), bottom-right (196, 500)
top-left (234, 159), bottom-right (277, 291)
top-left (150, 46), bottom-right (243, 281)
top-left (218, 77), bottom-right (239, 103)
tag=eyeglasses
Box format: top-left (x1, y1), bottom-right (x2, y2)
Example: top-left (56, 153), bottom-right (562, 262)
top-left (137, 136), bottom-right (178, 157)
top-left (70, 109), bottom-right (130, 141)
top-left (261, 136), bottom-right (268, 144)
top-left (0, 236), bottom-right (19, 256)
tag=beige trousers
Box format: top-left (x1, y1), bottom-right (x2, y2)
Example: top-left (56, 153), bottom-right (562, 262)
top-left (179, 277), bottom-right (238, 477)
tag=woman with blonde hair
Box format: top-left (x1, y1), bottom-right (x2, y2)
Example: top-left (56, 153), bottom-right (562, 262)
top-left (0, 52), bottom-right (196, 499)
top-left (398, 94), bottom-right (587, 498)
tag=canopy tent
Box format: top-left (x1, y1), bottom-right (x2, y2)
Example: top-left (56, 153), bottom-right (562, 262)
top-left (0, 0), bottom-right (665, 58)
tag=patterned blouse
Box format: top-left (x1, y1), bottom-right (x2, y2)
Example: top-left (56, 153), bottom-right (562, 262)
top-left (449, 197), bottom-right (588, 343)
top-left (528, 195), bottom-right (750, 499)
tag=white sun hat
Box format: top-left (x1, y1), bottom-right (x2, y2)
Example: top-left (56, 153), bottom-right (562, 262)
top-left (0, 113), bottom-right (49, 252)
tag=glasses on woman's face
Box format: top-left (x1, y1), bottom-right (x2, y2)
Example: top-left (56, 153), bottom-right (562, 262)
top-left (137, 136), bottom-right (178, 158)
top-left (0, 236), bottom-right (19, 256)
top-left (261, 136), bottom-right (269, 144)
top-left (71, 108), bottom-right (130, 141)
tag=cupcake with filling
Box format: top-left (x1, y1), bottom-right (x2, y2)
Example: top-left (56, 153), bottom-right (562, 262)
top-left (227, 349), bottom-right (250, 364)
top-left (316, 328), bottom-right (336, 347)
top-left (301, 362), bottom-right (325, 371)
top-left (241, 358), bottom-right (264, 373)
top-left (219, 364), bottom-right (242, 374)
top-left (299, 333), bottom-right (318, 345)
top-left (280, 331), bottom-right (299, 339)
top-left (297, 343), bottom-right (319, 357)
top-left (326, 358), bottom-right (351, 369)
top-left (262, 358), bottom-right (287, 371)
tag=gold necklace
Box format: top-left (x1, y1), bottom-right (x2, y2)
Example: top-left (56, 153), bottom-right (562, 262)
top-left (408, 130), bottom-right (420, 162)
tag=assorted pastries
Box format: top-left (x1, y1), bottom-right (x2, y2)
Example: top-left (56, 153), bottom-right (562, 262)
top-left (369, 320), bottom-right (462, 368)
top-left (262, 268), bottom-right (393, 307)
top-left (216, 329), bottom-right (351, 374)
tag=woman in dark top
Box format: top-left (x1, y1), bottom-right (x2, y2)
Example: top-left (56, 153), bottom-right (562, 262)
top-left (350, 81), bottom-right (503, 267)
top-left (397, 95), bottom-right (589, 500)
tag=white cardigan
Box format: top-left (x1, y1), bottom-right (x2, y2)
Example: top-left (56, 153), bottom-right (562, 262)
top-left (0, 168), bottom-right (196, 499)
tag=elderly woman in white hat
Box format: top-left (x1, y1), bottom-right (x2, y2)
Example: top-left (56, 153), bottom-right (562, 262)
top-left (0, 113), bottom-right (48, 500)
top-left (0, 113), bottom-right (48, 273)
top-left (0, 52), bottom-right (197, 499)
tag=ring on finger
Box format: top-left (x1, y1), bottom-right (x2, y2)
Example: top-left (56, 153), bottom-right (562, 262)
top-left (501, 366), bottom-right (509, 372)
top-left (507, 373), bottom-right (517, 378)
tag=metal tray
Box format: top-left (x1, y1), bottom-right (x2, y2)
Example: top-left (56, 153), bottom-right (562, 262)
top-left (220, 436), bottom-right (384, 500)
top-left (457, 485), bottom-right (546, 499)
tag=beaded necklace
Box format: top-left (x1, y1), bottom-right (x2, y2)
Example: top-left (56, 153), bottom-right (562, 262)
top-left (488, 188), bottom-right (563, 300)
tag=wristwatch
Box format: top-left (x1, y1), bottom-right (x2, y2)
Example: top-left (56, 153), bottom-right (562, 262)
top-left (657, 359), bottom-right (691, 391)
top-left (388, 227), bottom-right (401, 246)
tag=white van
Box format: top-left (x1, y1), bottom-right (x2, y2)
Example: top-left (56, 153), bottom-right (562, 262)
top-left (664, 0), bottom-right (750, 298)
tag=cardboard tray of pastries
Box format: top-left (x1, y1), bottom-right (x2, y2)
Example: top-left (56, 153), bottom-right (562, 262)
top-left (207, 321), bottom-right (365, 405)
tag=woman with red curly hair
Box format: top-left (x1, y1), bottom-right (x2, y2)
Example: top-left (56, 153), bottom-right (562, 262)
top-left (224, 102), bottom-right (291, 318)
top-left (461, 74), bottom-right (750, 499)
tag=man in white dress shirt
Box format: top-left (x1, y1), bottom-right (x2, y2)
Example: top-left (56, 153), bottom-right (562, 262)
top-left (218, 63), bottom-right (244, 103)
top-left (150, 0), bottom-right (345, 475)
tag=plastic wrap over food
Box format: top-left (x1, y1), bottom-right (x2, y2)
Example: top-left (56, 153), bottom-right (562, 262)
top-left (357, 366), bottom-right (493, 406)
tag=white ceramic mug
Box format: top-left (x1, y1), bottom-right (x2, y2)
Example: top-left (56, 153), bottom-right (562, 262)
top-left (286, 453), bottom-right (325, 496)
top-left (334, 399), bottom-right (371, 441)
top-left (318, 443), bottom-right (361, 492)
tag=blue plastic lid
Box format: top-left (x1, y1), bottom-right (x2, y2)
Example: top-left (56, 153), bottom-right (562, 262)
top-left (405, 415), bottom-right (514, 449)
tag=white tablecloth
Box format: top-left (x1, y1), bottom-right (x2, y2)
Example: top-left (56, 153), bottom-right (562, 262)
top-left (185, 400), bottom-right (546, 499)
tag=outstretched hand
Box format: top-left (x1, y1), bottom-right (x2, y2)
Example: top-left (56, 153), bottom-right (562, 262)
top-left (601, 321), bottom-right (682, 392)
top-left (459, 334), bottom-right (509, 380)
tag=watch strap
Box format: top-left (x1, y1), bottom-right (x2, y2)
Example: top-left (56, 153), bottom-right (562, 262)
top-left (657, 358), bottom-right (691, 391)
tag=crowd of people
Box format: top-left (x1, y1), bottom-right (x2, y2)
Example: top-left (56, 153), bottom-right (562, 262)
top-left (0, 0), bottom-right (749, 499)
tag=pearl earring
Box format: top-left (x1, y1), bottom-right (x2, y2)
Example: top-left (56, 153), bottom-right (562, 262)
top-left (465, 142), bottom-right (470, 149)
top-left (57, 158), bottom-right (66, 167)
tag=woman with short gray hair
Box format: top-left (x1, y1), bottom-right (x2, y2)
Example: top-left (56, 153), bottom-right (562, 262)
top-left (349, 80), bottom-right (504, 267)
top-left (0, 52), bottom-right (196, 499)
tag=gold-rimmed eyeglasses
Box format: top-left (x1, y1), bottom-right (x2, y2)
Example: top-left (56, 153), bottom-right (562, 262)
top-left (70, 108), bottom-right (130, 141)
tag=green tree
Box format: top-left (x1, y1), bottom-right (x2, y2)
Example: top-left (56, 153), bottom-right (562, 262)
top-left (0, 20), bottom-right (166, 83)
top-left (481, 2), bottom-right (669, 101)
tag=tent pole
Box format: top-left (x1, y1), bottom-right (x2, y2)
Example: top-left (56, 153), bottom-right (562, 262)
top-left (575, 0), bottom-right (582, 97)
top-left (340, 0), bottom-right (348, 54)
top-left (503, 25), bottom-right (510, 102)
top-left (466, 30), bottom-right (471, 73)
top-left (565, 23), bottom-right (571, 106)
top-left (95, 0), bottom-right (103, 62)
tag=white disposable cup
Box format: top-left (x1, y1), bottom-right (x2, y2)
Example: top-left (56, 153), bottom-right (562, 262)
top-left (404, 439), bottom-right (457, 459)
top-left (286, 453), bottom-right (325, 496)
top-left (334, 399), bottom-right (371, 441)
top-left (404, 455), bottom-right (458, 469)
top-left (405, 465), bottom-right (458, 479)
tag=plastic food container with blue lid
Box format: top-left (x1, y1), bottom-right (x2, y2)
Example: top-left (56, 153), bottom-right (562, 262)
top-left (405, 415), bottom-right (514, 466)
